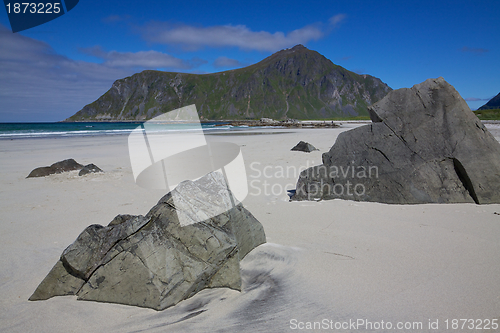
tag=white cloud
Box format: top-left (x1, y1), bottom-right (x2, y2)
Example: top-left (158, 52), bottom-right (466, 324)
top-left (465, 97), bottom-right (492, 101)
top-left (213, 56), bottom-right (244, 69)
top-left (329, 14), bottom-right (346, 27)
top-left (141, 22), bottom-right (324, 52)
top-left (104, 51), bottom-right (190, 68)
top-left (81, 46), bottom-right (192, 69)
top-left (460, 46), bottom-right (489, 54)
top-left (102, 14), bottom-right (131, 23)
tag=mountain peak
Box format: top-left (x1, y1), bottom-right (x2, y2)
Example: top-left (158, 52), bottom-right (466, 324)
top-left (291, 44), bottom-right (306, 50)
top-left (256, 44), bottom-right (318, 66)
top-left (280, 44), bottom-right (308, 54)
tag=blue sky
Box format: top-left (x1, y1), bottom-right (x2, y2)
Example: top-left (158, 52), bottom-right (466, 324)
top-left (0, 0), bottom-right (499, 122)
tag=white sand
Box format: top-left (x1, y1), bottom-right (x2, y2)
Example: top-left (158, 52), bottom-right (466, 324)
top-left (1, 125), bottom-right (500, 332)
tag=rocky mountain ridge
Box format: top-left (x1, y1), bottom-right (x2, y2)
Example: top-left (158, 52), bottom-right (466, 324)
top-left (66, 45), bottom-right (391, 121)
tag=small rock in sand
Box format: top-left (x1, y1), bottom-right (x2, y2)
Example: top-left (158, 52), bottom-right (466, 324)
top-left (78, 164), bottom-right (103, 176)
top-left (291, 141), bottom-right (319, 153)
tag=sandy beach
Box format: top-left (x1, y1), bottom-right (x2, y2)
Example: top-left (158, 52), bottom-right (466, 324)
top-left (1, 124), bottom-right (500, 332)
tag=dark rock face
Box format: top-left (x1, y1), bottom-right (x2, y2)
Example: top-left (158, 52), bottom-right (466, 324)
top-left (29, 172), bottom-right (266, 310)
top-left (27, 159), bottom-right (83, 178)
top-left (478, 92), bottom-right (500, 110)
top-left (292, 77), bottom-right (500, 204)
top-left (78, 163), bottom-right (103, 176)
top-left (291, 141), bottom-right (319, 153)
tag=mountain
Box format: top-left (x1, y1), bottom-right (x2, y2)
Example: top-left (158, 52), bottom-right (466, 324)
top-left (65, 45), bottom-right (392, 121)
top-left (478, 92), bottom-right (500, 110)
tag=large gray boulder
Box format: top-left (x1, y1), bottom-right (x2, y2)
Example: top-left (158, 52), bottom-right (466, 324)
top-left (292, 77), bottom-right (500, 204)
top-left (29, 172), bottom-right (266, 310)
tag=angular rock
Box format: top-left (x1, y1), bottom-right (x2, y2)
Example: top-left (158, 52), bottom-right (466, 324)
top-left (27, 159), bottom-right (83, 178)
top-left (78, 163), bottom-right (103, 176)
top-left (291, 141), bottom-right (319, 153)
top-left (292, 77), bottom-right (500, 204)
top-left (29, 171), bottom-right (266, 310)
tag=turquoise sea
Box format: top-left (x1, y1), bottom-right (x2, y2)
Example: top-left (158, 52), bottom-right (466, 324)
top-left (0, 122), bottom-right (251, 139)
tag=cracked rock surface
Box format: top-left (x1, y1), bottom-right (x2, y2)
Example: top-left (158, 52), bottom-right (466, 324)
top-left (292, 77), bottom-right (500, 204)
top-left (29, 172), bottom-right (266, 310)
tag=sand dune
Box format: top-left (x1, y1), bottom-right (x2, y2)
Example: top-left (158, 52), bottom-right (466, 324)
top-left (1, 125), bottom-right (500, 332)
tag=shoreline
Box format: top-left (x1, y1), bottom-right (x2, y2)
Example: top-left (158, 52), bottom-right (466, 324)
top-left (2, 121), bottom-right (499, 143)
top-left (0, 120), bottom-right (341, 140)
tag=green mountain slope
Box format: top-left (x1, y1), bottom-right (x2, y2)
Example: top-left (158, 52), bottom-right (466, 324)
top-left (66, 45), bottom-right (392, 121)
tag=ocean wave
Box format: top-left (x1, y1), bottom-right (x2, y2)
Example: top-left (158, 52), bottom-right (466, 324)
top-left (0, 128), bottom-right (135, 139)
top-left (0, 123), bottom-right (255, 139)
